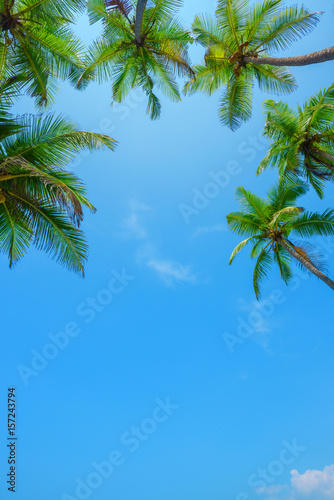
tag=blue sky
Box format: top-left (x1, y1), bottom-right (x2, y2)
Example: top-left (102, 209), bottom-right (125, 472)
top-left (1, 1), bottom-right (334, 499)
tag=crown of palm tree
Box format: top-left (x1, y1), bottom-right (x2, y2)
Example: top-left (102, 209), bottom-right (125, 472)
top-left (259, 84), bottom-right (334, 198)
top-left (184, 0), bottom-right (321, 130)
top-left (227, 177), bottom-right (334, 298)
top-left (77, 0), bottom-right (194, 119)
top-left (0, 0), bottom-right (86, 105)
top-left (0, 110), bottom-right (116, 275)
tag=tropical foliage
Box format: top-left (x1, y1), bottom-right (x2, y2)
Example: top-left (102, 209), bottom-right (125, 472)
top-left (258, 84), bottom-right (334, 198)
top-left (77, 0), bottom-right (194, 119)
top-left (0, 0), bottom-right (86, 105)
top-left (184, 0), bottom-right (321, 130)
top-left (0, 76), bottom-right (25, 140)
top-left (227, 177), bottom-right (334, 298)
top-left (0, 110), bottom-right (116, 274)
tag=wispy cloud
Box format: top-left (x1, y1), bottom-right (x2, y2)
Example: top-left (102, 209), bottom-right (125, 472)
top-left (236, 297), bottom-right (280, 353)
top-left (192, 224), bottom-right (226, 238)
top-left (120, 200), bottom-right (199, 287)
top-left (119, 200), bottom-right (152, 240)
top-left (147, 259), bottom-right (197, 287)
top-left (258, 484), bottom-right (290, 498)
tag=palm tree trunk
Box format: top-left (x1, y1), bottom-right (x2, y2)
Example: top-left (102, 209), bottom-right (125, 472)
top-left (244, 46), bottom-right (334, 67)
top-left (135, 0), bottom-right (148, 44)
top-left (278, 237), bottom-right (334, 290)
top-left (310, 147), bottom-right (334, 168)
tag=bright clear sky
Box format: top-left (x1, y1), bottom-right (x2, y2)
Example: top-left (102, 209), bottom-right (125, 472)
top-left (1, 1), bottom-right (334, 500)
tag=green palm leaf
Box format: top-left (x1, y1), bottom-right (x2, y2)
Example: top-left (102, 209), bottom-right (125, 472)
top-left (273, 244), bottom-right (293, 285)
top-left (253, 247), bottom-right (272, 299)
top-left (287, 210), bottom-right (334, 238)
top-left (0, 202), bottom-right (33, 267)
top-left (80, 0), bottom-right (192, 119)
top-left (229, 235), bottom-right (262, 264)
top-left (227, 177), bottom-right (334, 297)
top-left (0, 0), bottom-right (86, 104)
top-left (261, 85), bottom-right (334, 196)
top-left (219, 74), bottom-right (253, 130)
top-left (254, 6), bottom-right (321, 52)
top-left (187, 0), bottom-right (319, 129)
top-left (0, 112), bottom-right (116, 274)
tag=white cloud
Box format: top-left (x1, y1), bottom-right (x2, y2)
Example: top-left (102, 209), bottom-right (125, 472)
top-left (147, 259), bottom-right (197, 286)
top-left (260, 465), bottom-right (334, 500)
top-left (192, 224), bottom-right (226, 238)
top-left (119, 200), bottom-right (152, 239)
top-left (291, 465), bottom-right (334, 498)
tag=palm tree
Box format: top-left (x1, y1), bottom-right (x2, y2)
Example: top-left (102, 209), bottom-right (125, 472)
top-left (226, 177), bottom-right (334, 298)
top-left (0, 111), bottom-right (116, 274)
top-left (184, 0), bottom-right (322, 130)
top-left (0, 0), bottom-right (86, 105)
top-left (258, 85), bottom-right (334, 198)
top-left (77, 0), bottom-right (194, 119)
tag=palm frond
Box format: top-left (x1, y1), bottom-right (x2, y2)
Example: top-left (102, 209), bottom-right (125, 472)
top-left (255, 6), bottom-right (321, 52)
top-left (245, 0), bottom-right (282, 42)
top-left (235, 185), bottom-right (269, 223)
top-left (0, 202), bottom-right (33, 267)
top-left (192, 14), bottom-right (225, 47)
top-left (273, 244), bottom-right (292, 284)
top-left (8, 191), bottom-right (88, 275)
top-left (229, 235), bottom-right (262, 264)
top-left (269, 206), bottom-right (303, 228)
top-left (226, 211), bottom-right (264, 236)
top-left (105, 0), bottom-right (133, 16)
top-left (87, 0), bottom-right (108, 23)
top-left (287, 209), bottom-right (334, 238)
top-left (219, 74), bottom-right (253, 130)
top-left (252, 64), bottom-right (296, 95)
top-left (301, 84), bottom-right (334, 134)
top-left (216, 0), bottom-right (249, 45)
top-left (143, 0), bottom-right (183, 26)
top-left (184, 62), bottom-right (233, 96)
top-left (253, 247), bottom-right (272, 299)
top-left (263, 99), bottom-right (299, 139)
top-left (267, 176), bottom-right (308, 212)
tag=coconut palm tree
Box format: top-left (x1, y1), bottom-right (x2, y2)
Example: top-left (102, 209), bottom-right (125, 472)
top-left (0, 0), bottom-right (86, 105)
top-left (226, 177), bottom-right (334, 298)
top-left (77, 0), bottom-right (194, 119)
top-left (0, 111), bottom-right (116, 274)
top-left (258, 84), bottom-right (334, 198)
top-left (184, 0), bottom-right (322, 130)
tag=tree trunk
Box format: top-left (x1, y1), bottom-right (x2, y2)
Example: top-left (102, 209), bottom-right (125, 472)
top-left (135, 0), bottom-right (148, 44)
top-left (244, 46), bottom-right (334, 67)
top-left (278, 237), bottom-right (334, 290)
top-left (310, 146), bottom-right (334, 168)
